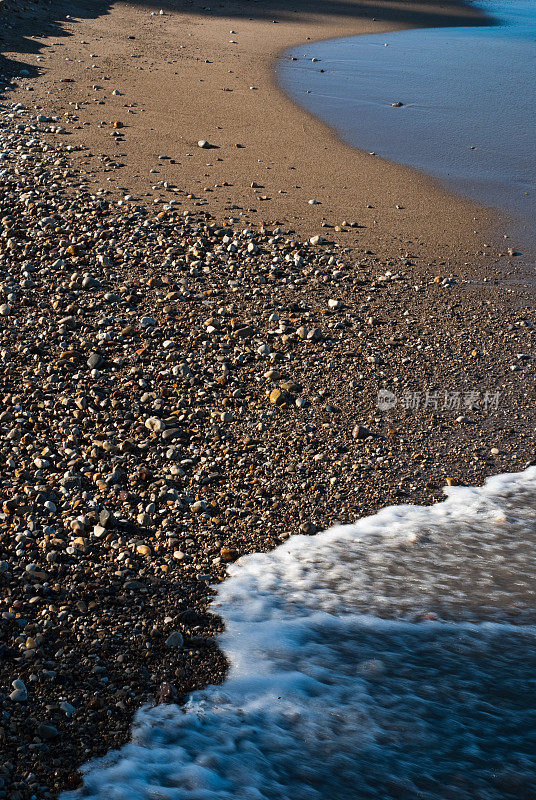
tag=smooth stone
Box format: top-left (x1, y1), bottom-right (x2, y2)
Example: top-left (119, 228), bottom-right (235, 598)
top-left (352, 424), bottom-right (373, 439)
top-left (145, 417), bottom-right (165, 432)
top-left (165, 631), bottom-right (184, 648)
top-left (270, 388), bottom-right (292, 406)
top-left (87, 352), bottom-right (103, 369)
top-left (59, 701), bottom-right (76, 717)
top-left (9, 679), bottom-right (27, 702)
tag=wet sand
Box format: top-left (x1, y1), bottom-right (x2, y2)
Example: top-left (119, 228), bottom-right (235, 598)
top-left (278, 0), bottom-right (536, 255)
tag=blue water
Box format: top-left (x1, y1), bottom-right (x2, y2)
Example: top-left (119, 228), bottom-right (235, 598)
top-left (278, 1), bottom-right (536, 252)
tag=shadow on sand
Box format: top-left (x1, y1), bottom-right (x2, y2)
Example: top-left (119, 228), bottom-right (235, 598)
top-left (0, 0), bottom-right (495, 94)
top-left (0, 0), bottom-right (112, 91)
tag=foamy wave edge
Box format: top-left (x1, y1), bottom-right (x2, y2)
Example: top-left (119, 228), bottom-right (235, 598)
top-left (63, 466), bottom-right (536, 800)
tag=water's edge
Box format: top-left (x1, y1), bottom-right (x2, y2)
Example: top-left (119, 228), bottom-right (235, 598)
top-left (64, 467), bottom-right (536, 799)
top-left (276, 0), bottom-right (536, 257)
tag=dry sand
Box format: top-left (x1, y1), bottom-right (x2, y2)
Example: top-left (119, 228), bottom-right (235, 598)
top-left (2, 0), bottom-right (512, 267)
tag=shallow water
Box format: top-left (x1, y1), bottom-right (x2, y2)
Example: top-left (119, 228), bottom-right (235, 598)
top-left (64, 469), bottom-right (536, 800)
top-left (278, 0), bottom-right (536, 253)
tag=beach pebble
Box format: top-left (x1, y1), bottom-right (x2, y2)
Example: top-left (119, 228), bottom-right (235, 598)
top-left (9, 679), bottom-right (27, 702)
top-left (264, 369), bottom-right (281, 380)
top-left (59, 701), bottom-right (76, 717)
top-left (87, 352), bottom-right (103, 369)
top-left (38, 723), bottom-right (59, 740)
top-left (220, 546), bottom-right (238, 561)
top-left (352, 425), bottom-right (373, 439)
top-left (270, 388), bottom-right (292, 406)
top-left (145, 417), bottom-right (165, 432)
top-left (165, 631), bottom-right (184, 648)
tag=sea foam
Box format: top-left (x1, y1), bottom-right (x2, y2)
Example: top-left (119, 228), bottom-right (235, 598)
top-left (64, 468), bottom-right (536, 799)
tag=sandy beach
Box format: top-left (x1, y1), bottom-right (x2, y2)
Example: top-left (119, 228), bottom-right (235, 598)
top-left (2, 0), bottom-right (512, 263)
top-left (0, 0), bottom-right (535, 798)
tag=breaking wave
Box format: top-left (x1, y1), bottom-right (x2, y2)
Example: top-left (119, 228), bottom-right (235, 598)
top-left (64, 468), bottom-right (536, 799)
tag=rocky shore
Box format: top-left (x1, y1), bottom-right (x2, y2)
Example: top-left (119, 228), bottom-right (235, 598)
top-left (1, 77), bottom-right (536, 800)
